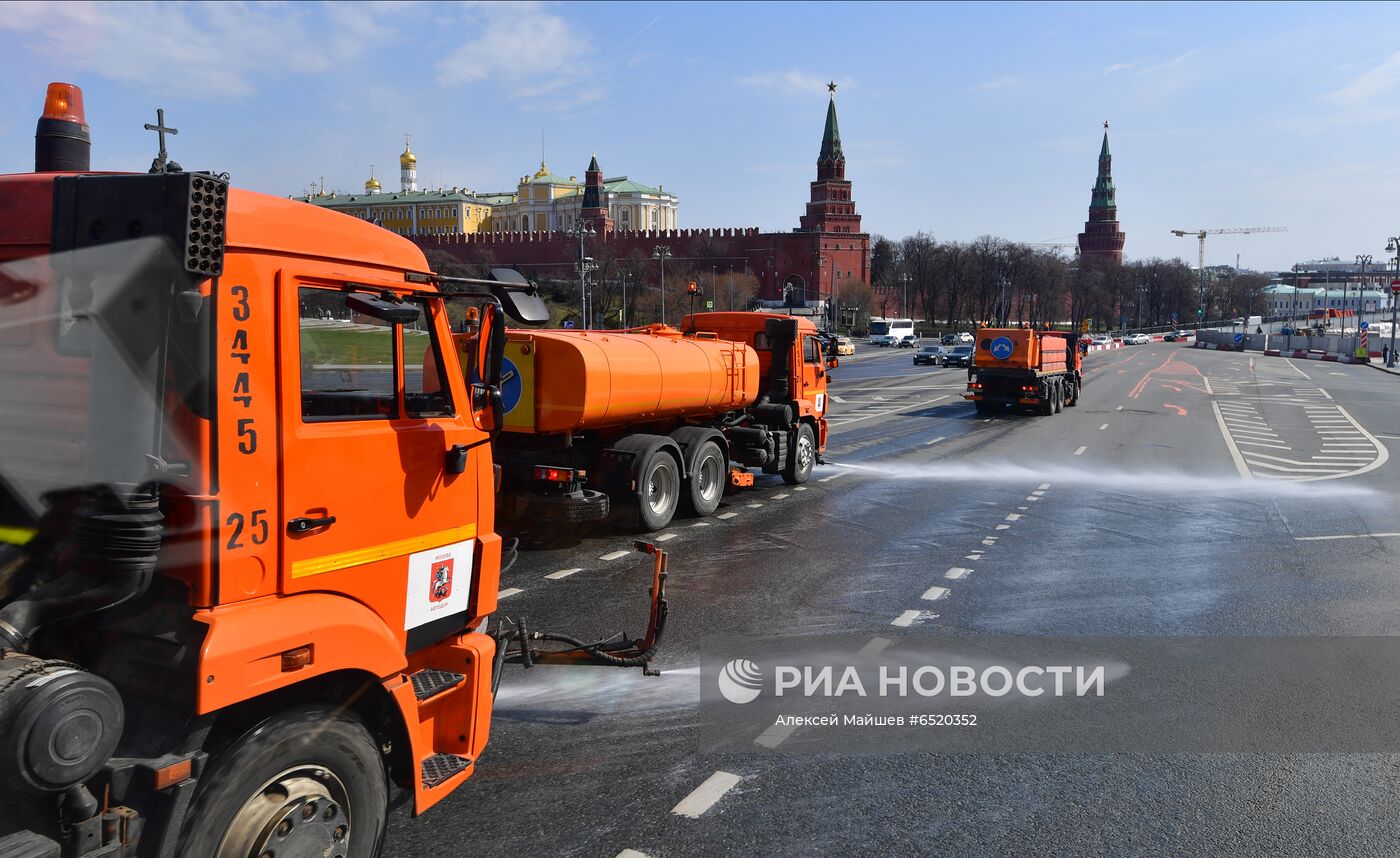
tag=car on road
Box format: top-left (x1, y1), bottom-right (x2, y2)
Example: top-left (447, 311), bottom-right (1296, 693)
top-left (913, 344), bottom-right (944, 366)
top-left (1123, 333), bottom-right (1151, 345)
top-left (941, 333), bottom-right (959, 346)
top-left (834, 336), bottom-right (855, 356)
top-left (1163, 329), bottom-right (1193, 342)
top-left (943, 345), bottom-right (974, 368)
top-left (1090, 334), bottom-right (1112, 347)
top-left (897, 334), bottom-right (919, 348)
top-left (954, 332), bottom-right (974, 344)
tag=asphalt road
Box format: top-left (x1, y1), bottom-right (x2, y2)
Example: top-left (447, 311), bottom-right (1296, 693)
top-left (389, 342), bottom-right (1400, 858)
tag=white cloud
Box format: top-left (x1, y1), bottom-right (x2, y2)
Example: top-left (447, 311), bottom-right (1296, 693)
top-left (737, 70), bottom-right (839, 96)
top-left (0, 1), bottom-right (392, 98)
top-left (434, 2), bottom-right (593, 100)
top-left (1103, 62), bottom-right (1138, 75)
top-left (977, 76), bottom-right (1018, 91)
top-left (1138, 50), bottom-right (1198, 75)
top-left (1328, 51), bottom-right (1400, 108)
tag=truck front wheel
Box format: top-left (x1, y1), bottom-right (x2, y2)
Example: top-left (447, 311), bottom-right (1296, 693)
top-left (782, 424), bottom-right (816, 485)
top-left (637, 449), bottom-right (681, 531)
top-left (683, 440), bottom-right (726, 517)
top-left (181, 704), bottom-right (388, 858)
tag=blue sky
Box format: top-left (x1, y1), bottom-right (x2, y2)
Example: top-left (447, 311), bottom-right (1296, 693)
top-left (3, 1), bottom-right (1399, 271)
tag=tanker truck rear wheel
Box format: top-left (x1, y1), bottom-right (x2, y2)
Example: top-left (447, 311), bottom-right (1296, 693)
top-left (637, 449), bottom-right (681, 531)
top-left (181, 704), bottom-right (387, 858)
top-left (782, 424), bottom-right (816, 485)
top-left (683, 440), bottom-right (726, 517)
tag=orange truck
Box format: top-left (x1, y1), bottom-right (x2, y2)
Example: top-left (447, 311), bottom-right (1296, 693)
top-left (0, 84), bottom-right (578, 857)
top-left (490, 311), bottom-right (834, 531)
top-left (964, 327), bottom-right (1083, 415)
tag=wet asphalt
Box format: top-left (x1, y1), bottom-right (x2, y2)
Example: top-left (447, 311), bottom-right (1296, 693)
top-left (389, 343), bottom-right (1400, 858)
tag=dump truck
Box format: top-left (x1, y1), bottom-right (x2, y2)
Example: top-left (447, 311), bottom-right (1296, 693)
top-left (0, 83), bottom-right (672, 858)
top-left (963, 327), bottom-right (1082, 414)
top-left (489, 311), bottom-right (834, 531)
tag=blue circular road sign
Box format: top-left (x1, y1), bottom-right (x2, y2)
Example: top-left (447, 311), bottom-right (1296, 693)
top-left (500, 356), bottom-right (523, 415)
top-left (1233, 333), bottom-right (1244, 344)
top-left (989, 336), bottom-right (1014, 360)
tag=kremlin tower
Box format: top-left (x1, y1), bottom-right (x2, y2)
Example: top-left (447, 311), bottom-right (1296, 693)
top-left (400, 135), bottom-right (417, 192)
top-left (1077, 122), bottom-right (1125, 264)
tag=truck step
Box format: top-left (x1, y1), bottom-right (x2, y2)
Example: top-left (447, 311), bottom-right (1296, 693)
top-left (0, 831), bottom-right (60, 858)
top-left (421, 753), bottom-right (472, 789)
top-left (410, 668), bottom-right (464, 702)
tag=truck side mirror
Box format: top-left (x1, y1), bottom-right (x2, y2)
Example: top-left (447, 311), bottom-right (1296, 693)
top-left (472, 302), bottom-right (507, 434)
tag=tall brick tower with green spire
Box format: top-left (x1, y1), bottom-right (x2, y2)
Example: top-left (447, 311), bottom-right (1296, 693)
top-left (800, 82), bottom-right (861, 234)
top-left (1077, 122), bottom-right (1125, 264)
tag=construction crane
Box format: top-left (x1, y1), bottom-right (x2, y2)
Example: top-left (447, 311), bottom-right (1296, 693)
top-left (1170, 227), bottom-right (1288, 271)
top-left (1027, 242), bottom-right (1078, 253)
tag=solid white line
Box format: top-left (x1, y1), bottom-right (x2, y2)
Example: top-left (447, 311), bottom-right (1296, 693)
top-left (599, 550), bottom-right (629, 561)
top-left (945, 568), bottom-right (971, 579)
top-left (545, 568), bottom-right (582, 580)
top-left (924, 436), bottom-right (947, 446)
top-left (1234, 441), bottom-right (1291, 449)
top-left (498, 588), bottom-right (523, 599)
top-left (1295, 532), bottom-right (1400, 542)
top-left (1225, 427), bottom-right (1280, 437)
top-left (1312, 457), bottom-right (1372, 461)
top-left (1244, 460), bottom-right (1345, 473)
top-left (1212, 402), bottom-right (1253, 480)
top-left (1283, 359), bottom-right (1312, 379)
top-left (891, 610), bottom-right (921, 627)
top-left (672, 772), bottom-right (743, 818)
top-left (921, 586), bottom-right (950, 601)
top-left (1073, 446), bottom-right (1087, 456)
top-left (717, 512), bottom-right (737, 520)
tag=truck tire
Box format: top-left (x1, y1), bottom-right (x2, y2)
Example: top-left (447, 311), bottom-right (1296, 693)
top-left (1052, 380), bottom-right (1064, 414)
top-left (637, 448), bottom-right (681, 531)
top-left (782, 423), bottom-right (816, 485)
top-left (1064, 380), bottom-right (1078, 407)
top-left (1039, 384), bottom-right (1054, 416)
top-left (520, 489), bottom-right (610, 523)
top-left (180, 704), bottom-right (387, 858)
top-left (974, 400), bottom-right (992, 414)
top-left (683, 440), bottom-right (726, 517)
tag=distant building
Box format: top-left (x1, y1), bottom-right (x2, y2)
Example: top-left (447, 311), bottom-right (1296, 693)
top-left (1264, 258), bottom-right (1395, 315)
top-left (485, 157), bottom-right (679, 234)
top-left (1077, 123), bottom-right (1125, 265)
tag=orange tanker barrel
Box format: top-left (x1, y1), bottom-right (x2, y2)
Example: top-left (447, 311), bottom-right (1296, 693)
top-left (507, 328), bottom-right (761, 434)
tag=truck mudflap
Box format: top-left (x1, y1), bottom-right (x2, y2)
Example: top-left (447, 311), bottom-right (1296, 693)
top-left (490, 541), bottom-right (669, 680)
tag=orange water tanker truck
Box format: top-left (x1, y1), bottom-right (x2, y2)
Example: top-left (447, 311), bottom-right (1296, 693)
top-left (483, 312), bottom-right (835, 531)
top-left (964, 327), bottom-right (1083, 415)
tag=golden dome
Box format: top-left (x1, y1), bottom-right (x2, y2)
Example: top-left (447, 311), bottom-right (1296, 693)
top-left (533, 160), bottom-right (550, 179)
top-left (364, 176), bottom-right (381, 192)
top-left (400, 144), bottom-right (416, 167)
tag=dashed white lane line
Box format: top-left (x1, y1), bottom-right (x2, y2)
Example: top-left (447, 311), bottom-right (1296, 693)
top-left (995, 524), bottom-right (1011, 530)
top-left (794, 486), bottom-right (807, 491)
top-left (891, 610), bottom-right (922, 627)
top-left (692, 521), bottom-right (711, 528)
top-left (599, 550), bottom-right (629, 561)
top-left (1115, 405), bottom-right (1123, 411)
top-left (925, 435), bottom-right (947, 446)
top-left (945, 567), bottom-right (972, 580)
top-left (1074, 446), bottom-right (1087, 456)
top-left (498, 588), bottom-right (523, 599)
top-left (964, 553), bottom-right (982, 560)
top-left (818, 472), bottom-right (846, 483)
top-left (716, 512), bottom-right (737, 520)
top-left (1098, 424), bottom-right (1109, 431)
top-left (921, 586), bottom-right (950, 601)
top-left (545, 568), bottom-right (582, 580)
top-left (616, 850), bottom-right (652, 858)
top-left (1005, 513), bottom-right (1022, 521)
top-left (672, 771), bottom-right (743, 818)
top-left (1038, 483), bottom-right (1050, 490)
top-left (771, 493), bottom-right (790, 500)
top-left (859, 637), bottom-right (892, 656)
top-left (654, 534), bottom-right (677, 542)
top-left (747, 502), bottom-right (764, 508)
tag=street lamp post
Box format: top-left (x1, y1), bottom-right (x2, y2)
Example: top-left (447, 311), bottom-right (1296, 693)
top-left (1387, 237), bottom-right (1399, 367)
top-left (570, 221), bottom-right (596, 329)
top-left (1356, 254), bottom-right (1371, 357)
top-left (898, 272), bottom-right (911, 320)
top-left (652, 245), bottom-right (672, 325)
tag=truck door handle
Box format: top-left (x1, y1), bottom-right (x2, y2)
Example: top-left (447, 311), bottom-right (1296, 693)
top-left (287, 515), bottom-right (336, 534)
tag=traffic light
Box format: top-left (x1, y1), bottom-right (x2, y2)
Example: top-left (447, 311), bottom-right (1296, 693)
top-left (1196, 307), bottom-right (1204, 317)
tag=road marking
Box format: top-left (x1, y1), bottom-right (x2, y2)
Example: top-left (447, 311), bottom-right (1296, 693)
top-left (826, 394), bottom-right (951, 427)
top-left (1074, 446), bottom-right (1087, 456)
top-left (1283, 359), bottom-right (1311, 379)
top-left (616, 851), bottom-right (652, 858)
top-left (716, 512), bottom-right (737, 520)
top-left (1098, 423), bottom-right (1108, 431)
top-left (964, 553), bottom-right (982, 559)
top-left (1038, 484), bottom-right (1051, 490)
top-left (672, 772), bottom-right (743, 818)
top-left (945, 568), bottom-right (972, 579)
top-left (546, 568), bottom-right (582, 580)
top-left (1211, 402), bottom-right (1253, 481)
top-left (794, 486), bottom-right (807, 492)
top-left (1006, 513), bottom-right (1022, 521)
top-left (995, 524), bottom-right (1011, 530)
top-left (1295, 532), bottom-right (1400, 542)
top-left (1244, 460), bottom-right (1346, 473)
top-left (921, 586), bottom-right (950, 601)
top-left (859, 637), bottom-right (892, 656)
top-left (829, 394), bottom-right (846, 403)
top-left (654, 533), bottom-right (677, 542)
top-left (1235, 440), bottom-right (1291, 449)
top-left (873, 395), bottom-right (888, 401)
top-left (747, 502), bottom-right (764, 508)
top-left (924, 435), bottom-right (947, 446)
top-left (1032, 489), bottom-right (1046, 495)
top-left (818, 472), bottom-right (847, 482)
top-left (982, 538), bottom-right (997, 545)
top-left (498, 588), bottom-right (523, 599)
top-left (771, 493), bottom-right (790, 500)
top-left (599, 550), bottom-right (629, 561)
top-left (1017, 505), bottom-right (1028, 510)
top-left (692, 521), bottom-right (711, 528)
top-left (1025, 496), bottom-right (1040, 501)
top-left (1115, 405), bottom-right (1124, 411)
top-left (891, 610), bottom-right (922, 627)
